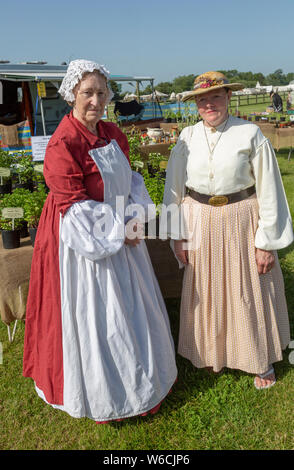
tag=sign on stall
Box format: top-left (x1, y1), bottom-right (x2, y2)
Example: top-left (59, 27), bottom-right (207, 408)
top-left (2, 208), bottom-right (24, 219)
top-left (34, 164), bottom-right (44, 173)
top-left (0, 167), bottom-right (11, 185)
top-left (2, 207), bottom-right (24, 231)
top-left (0, 168), bottom-right (10, 177)
top-left (31, 136), bottom-right (51, 162)
top-left (37, 82), bottom-right (47, 98)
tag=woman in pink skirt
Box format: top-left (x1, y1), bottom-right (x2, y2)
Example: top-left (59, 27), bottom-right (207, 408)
top-left (160, 71), bottom-right (293, 390)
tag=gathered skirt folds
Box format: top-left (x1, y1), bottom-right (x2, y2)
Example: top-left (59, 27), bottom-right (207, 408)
top-left (178, 194), bottom-right (290, 375)
top-left (34, 235), bottom-right (177, 422)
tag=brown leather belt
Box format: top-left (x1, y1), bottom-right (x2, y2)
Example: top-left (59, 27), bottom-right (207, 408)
top-left (187, 185), bottom-right (256, 206)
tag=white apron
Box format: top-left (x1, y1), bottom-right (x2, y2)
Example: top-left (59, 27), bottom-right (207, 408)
top-left (35, 140), bottom-right (177, 421)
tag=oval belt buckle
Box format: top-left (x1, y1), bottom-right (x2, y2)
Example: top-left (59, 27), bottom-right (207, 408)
top-left (208, 195), bottom-right (229, 206)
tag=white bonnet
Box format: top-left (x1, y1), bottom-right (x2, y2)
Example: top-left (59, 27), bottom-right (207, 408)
top-left (58, 59), bottom-right (114, 103)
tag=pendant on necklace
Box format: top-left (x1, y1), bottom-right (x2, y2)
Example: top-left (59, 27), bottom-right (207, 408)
top-left (204, 117), bottom-right (229, 157)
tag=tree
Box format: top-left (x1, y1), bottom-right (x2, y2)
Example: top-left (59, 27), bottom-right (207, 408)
top-left (265, 69), bottom-right (287, 86)
top-left (218, 69), bottom-right (239, 79)
top-left (172, 75), bottom-right (195, 93)
top-left (253, 72), bottom-right (266, 85)
top-left (109, 80), bottom-right (123, 101)
top-left (156, 82), bottom-right (173, 95)
top-left (141, 84), bottom-right (153, 95)
top-left (142, 76), bottom-right (194, 95)
top-left (286, 72), bottom-right (294, 84)
top-left (141, 69), bottom-right (294, 97)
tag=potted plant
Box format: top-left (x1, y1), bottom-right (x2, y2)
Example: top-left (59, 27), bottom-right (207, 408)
top-left (11, 152), bottom-right (35, 191)
top-left (23, 186), bottom-right (48, 246)
top-left (170, 112), bottom-right (177, 123)
top-left (0, 149), bottom-right (14, 195)
top-left (0, 191), bottom-right (25, 249)
top-left (176, 111), bottom-right (182, 122)
top-left (10, 187), bottom-right (33, 237)
top-left (158, 159), bottom-right (168, 179)
top-left (163, 110), bottom-right (172, 123)
top-left (147, 152), bottom-right (165, 177)
top-left (128, 134), bottom-right (144, 171)
top-left (2, 187), bottom-right (31, 237)
top-left (0, 217), bottom-right (23, 249)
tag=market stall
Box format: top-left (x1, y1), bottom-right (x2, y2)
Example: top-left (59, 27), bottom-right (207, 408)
top-left (0, 62), bottom-right (157, 156)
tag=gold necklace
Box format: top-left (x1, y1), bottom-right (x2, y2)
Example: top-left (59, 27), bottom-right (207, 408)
top-left (203, 117), bottom-right (229, 156)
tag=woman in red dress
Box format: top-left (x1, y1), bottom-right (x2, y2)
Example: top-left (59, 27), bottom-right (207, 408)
top-left (23, 59), bottom-right (177, 423)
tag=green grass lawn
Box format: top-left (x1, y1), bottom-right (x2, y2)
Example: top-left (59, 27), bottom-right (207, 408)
top-left (0, 152), bottom-right (294, 451)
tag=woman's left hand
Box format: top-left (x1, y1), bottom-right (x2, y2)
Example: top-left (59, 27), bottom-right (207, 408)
top-left (255, 248), bottom-right (275, 274)
top-left (124, 236), bottom-right (141, 247)
top-left (124, 219), bottom-right (143, 247)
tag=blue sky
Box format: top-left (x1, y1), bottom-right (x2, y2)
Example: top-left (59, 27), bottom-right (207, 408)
top-left (1, 0), bottom-right (294, 90)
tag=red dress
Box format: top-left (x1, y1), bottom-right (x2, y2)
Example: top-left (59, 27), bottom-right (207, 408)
top-left (23, 112), bottom-right (130, 405)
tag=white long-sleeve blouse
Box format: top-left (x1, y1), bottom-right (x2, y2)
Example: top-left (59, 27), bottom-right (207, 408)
top-left (161, 115), bottom-right (293, 250)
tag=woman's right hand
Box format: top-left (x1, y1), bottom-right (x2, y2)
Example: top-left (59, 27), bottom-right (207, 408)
top-left (174, 239), bottom-right (189, 265)
top-left (255, 248), bottom-right (275, 274)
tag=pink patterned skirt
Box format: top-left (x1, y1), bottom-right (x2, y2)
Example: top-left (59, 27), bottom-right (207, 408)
top-left (178, 194), bottom-right (290, 375)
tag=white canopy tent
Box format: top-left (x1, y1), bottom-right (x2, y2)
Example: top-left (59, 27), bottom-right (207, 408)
top-left (123, 93), bottom-right (138, 101)
top-left (232, 82), bottom-right (294, 95)
top-left (139, 90), bottom-right (168, 101)
top-left (176, 90), bottom-right (193, 101)
top-left (140, 94), bottom-right (153, 101)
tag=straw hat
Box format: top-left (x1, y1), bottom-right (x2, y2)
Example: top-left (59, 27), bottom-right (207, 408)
top-left (182, 71), bottom-right (244, 101)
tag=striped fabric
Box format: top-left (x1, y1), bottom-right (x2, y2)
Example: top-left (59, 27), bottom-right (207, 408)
top-left (116, 101), bottom-right (198, 121)
top-left (159, 102), bottom-right (198, 117)
top-left (178, 194), bottom-right (290, 375)
top-left (0, 121), bottom-right (32, 155)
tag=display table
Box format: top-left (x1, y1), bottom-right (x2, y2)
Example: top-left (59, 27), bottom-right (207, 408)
top-left (0, 236), bottom-right (33, 340)
top-left (0, 236), bottom-right (32, 326)
top-left (138, 123), bottom-right (294, 161)
top-left (256, 123), bottom-right (294, 150)
top-left (145, 238), bottom-right (184, 299)
top-left (139, 143), bottom-right (171, 159)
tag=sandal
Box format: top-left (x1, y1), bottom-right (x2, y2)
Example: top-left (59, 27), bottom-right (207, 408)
top-left (254, 366), bottom-right (276, 390)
